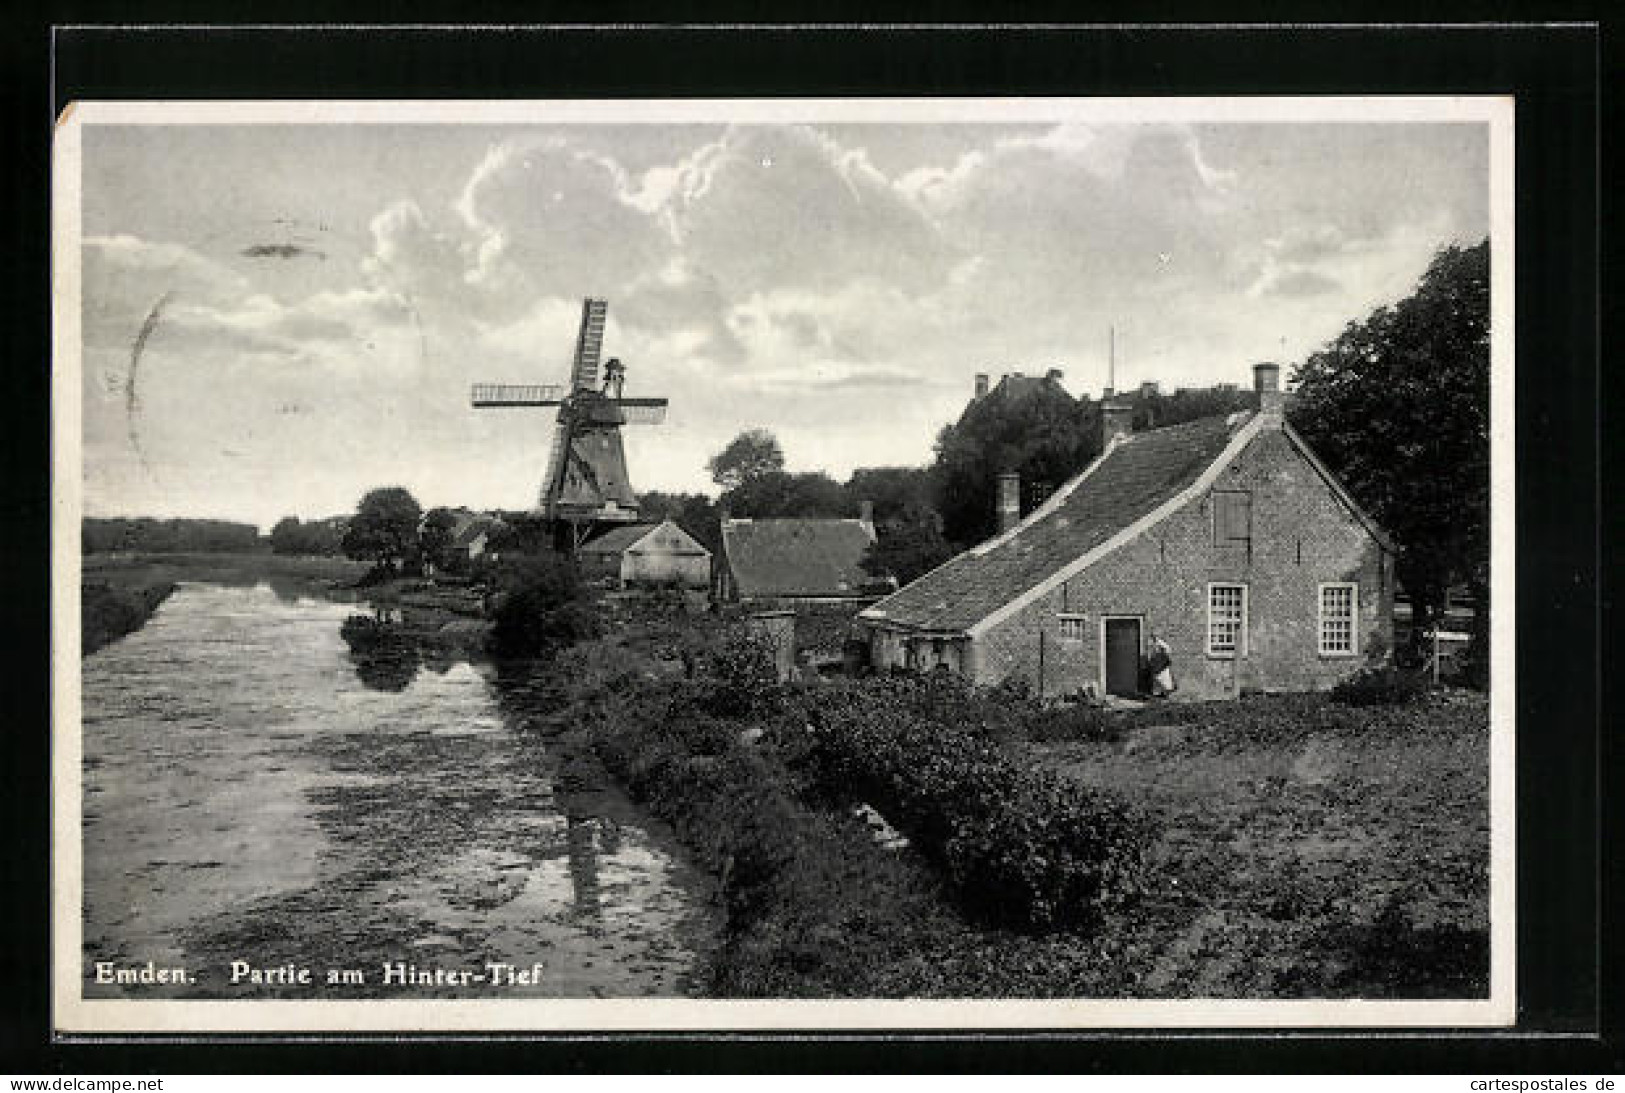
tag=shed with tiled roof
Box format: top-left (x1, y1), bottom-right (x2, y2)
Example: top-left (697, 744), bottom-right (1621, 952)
top-left (860, 364), bottom-right (1395, 701)
top-left (715, 516), bottom-right (895, 604)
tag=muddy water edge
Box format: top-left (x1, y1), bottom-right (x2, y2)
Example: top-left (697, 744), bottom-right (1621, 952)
top-left (80, 577), bottom-right (721, 1000)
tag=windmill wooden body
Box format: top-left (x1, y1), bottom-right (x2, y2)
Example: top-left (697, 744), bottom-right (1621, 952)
top-left (471, 298), bottom-right (668, 549)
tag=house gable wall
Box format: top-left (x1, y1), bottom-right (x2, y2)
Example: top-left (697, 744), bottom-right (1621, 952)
top-left (621, 549), bottom-right (711, 588)
top-left (970, 427), bottom-right (1393, 700)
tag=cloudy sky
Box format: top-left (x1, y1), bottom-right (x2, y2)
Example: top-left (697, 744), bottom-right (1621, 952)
top-left (75, 111), bottom-right (1488, 529)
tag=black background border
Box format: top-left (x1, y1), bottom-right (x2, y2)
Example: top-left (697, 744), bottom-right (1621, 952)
top-left (3, 8), bottom-right (1611, 1075)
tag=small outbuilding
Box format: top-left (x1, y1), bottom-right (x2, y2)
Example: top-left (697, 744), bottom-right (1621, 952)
top-left (860, 363), bottom-right (1396, 701)
top-left (714, 515), bottom-right (893, 605)
top-left (451, 513), bottom-right (503, 561)
top-left (578, 518), bottom-right (712, 589)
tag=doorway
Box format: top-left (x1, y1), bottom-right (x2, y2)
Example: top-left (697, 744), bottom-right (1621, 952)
top-left (1102, 616), bottom-right (1144, 698)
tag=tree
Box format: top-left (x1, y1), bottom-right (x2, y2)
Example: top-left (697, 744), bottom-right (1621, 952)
top-left (638, 490), bottom-right (723, 553)
top-left (720, 470), bottom-right (853, 519)
top-left (706, 428), bottom-right (785, 490)
top-left (846, 467), bottom-right (955, 586)
top-left (844, 466), bottom-right (937, 526)
top-left (861, 501), bottom-right (955, 586)
top-left (269, 516), bottom-right (305, 555)
top-left (341, 487), bottom-right (423, 577)
top-left (487, 552), bottom-right (601, 657)
top-left (483, 511), bottom-right (553, 557)
top-left (419, 507), bottom-right (462, 574)
top-left (1288, 240), bottom-right (1489, 679)
top-left (931, 383), bottom-right (1097, 546)
top-left (268, 515), bottom-right (345, 556)
top-left (1124, 384), bottom-right (1257, 433)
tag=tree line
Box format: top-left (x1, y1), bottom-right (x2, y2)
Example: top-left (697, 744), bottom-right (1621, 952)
top-left (82, 517), bottom-right (262, 554)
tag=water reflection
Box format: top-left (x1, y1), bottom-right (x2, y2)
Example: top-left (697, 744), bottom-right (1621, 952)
top-left (338, 614), bottom-right (421, 693)
top-left (486, 659), bottom-right (633, 924)
top-left (82, 582), bottom-right (717, 999)
top-left (265, 572), bottom-right (311, 604)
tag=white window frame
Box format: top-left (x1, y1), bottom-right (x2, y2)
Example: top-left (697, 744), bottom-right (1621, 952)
top-left (1206, 582), bottom-right (1248, 658)
top-left (1057, 613), bottom-right (1088, 643)
top-left (1318, 582), bottom-right (1359, 657)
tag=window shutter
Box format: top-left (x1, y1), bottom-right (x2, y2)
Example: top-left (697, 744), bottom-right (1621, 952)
top-left (1214, 491), bottom-right (1251, 544)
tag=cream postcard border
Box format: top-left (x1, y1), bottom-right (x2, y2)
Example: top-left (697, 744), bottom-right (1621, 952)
top-left (51, 95), bottom-right (1516, 1033)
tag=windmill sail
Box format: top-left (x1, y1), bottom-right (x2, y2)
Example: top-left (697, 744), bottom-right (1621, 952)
top-left (538, 426), bottom-right (572, 513)
top-left (534, 299), bottom-right (606, 510)
top-left (569, 298), bottom-right (609, 392)
top-left (470, 383), bottom-right (564, 407)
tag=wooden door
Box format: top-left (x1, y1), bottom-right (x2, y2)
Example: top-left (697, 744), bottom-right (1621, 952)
top-left (1104, 617), bottom-right (1142, 698)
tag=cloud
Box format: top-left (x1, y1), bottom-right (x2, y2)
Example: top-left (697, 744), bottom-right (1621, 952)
top-left (75, 121), bottom-right (1491, 527)
top-left (454, 137), bottom-right (671, 302)
top-left (663, 125), bottom-right (962, 296)
top-left (1262, 268), bottom-right (1343, 298)
top-left (615, 258), bottom-right (746, 366)
top-left (240, 242), bottom-right (327, 261)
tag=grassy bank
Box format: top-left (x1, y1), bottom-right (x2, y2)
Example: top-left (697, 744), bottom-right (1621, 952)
top-left (81, 580), bottom-right (176, 655)
top-left (80, 553), bottom-right (372, 656)
top-left (513, 606), bottom-right (1489, 998)
top-left (83, 551), bottom-right (368, 591)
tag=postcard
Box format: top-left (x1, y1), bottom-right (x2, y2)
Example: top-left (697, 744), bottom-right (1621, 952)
top-left (53, 96), bottom-right (1515, 1033)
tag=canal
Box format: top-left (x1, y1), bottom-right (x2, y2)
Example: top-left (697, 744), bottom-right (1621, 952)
top-left (80, 581), bottom-right (719, 999)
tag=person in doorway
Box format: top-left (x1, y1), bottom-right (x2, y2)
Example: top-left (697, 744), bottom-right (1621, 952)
top-left (1147, 632), bottom-right (1176, 698)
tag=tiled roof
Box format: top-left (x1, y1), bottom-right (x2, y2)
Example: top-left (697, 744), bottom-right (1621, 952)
top-left (863, 412), bottom-right (1252, 632)
top-left (579, 523), bottom-right (657, 555)
top-left (722, 518), bottom-right (881, 598)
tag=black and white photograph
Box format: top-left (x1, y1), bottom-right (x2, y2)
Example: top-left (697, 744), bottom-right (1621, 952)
top-left (51, 96), bottom-right (1514, 1033)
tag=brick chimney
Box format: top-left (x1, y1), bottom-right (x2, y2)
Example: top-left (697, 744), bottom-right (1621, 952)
top-left (1254, 361), bottom-right (1285, 421)
top-left (974, 372), bottom-right (990, 398)
top-left (1046, 367), bottom-right (1064, 383)
top-left (1100, 398), bottom-right (1134, 449)
top-left (996, 471), bottom-right (1021, 533)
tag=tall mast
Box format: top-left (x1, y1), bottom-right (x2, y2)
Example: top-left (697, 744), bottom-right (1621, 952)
top-left (1108, 325), bottom-right (1116, 395)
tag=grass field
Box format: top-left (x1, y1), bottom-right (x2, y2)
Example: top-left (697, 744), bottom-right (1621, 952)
top-left (1018, 693), bottom-right (1489, 996)
top-left (82, 551), bottom-right (368, 590)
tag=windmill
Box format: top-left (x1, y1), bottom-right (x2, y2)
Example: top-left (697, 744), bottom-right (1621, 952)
top-left (471, 298), bottom-right (669, 549)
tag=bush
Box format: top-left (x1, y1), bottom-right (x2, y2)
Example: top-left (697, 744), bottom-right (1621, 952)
top-left (700, 626), bottom-right (781, 717)
top-left (487, 552), bottom-right (602, 657)
top-left (1330, 666), bottom-right (1429, 707)
top-left (797, 684), bottom-right (1155, 932)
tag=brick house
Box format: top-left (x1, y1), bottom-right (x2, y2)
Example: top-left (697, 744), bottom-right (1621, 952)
top-left (859, 364), bottom-right (1395, 701)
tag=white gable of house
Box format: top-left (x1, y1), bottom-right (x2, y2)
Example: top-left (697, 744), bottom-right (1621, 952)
top-left (627, 519), bottom-right (710, 557)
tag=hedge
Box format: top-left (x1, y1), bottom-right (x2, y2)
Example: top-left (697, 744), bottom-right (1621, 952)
top-left (792, 679), bottom-right (1156, 932)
